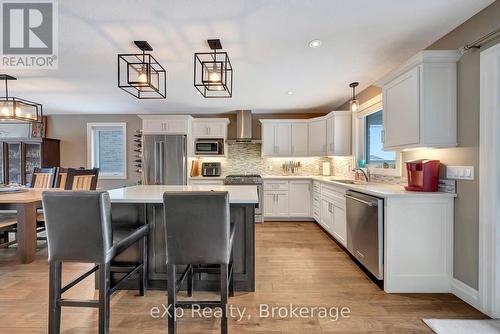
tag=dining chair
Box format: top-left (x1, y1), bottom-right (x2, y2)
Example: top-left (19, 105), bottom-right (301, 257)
top-left (163, 191), bottom-right (235, 334)
top-left (64, 168), bottom-right (99, 190)
top-left (30, 167), bottom-right (58, 242)
top-left (54, 167), bottom-right (68, 189)
top-left (31, 167), bottom-right (57, 188)
top-left (0, 167), bottom-right (58, 249)
top-left (0, 214), bottom-right (17, 248)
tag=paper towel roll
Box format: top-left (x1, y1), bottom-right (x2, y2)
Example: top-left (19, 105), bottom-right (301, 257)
top-left (322, 162), bottom-right (331, 176)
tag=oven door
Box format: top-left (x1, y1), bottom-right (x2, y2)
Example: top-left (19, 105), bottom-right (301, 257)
top-left (195, 140), bottom-right (222, 155)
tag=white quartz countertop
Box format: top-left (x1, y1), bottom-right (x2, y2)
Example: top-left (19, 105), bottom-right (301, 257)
top-left (262, 175), bottom-right (456, 198)
top-left (108, 185), bottom-right (258, 204)
top-left (188, 176), bottom-right (226, 180)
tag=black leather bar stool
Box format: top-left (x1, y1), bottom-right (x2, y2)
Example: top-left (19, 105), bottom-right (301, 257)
top-left (163, 191), bottom-right (235, 334)
top-left (42, 191), bottom-right (149, 334)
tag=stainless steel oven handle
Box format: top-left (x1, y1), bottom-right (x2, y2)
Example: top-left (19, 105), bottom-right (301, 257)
top-left (344, 194), bottom-right (378, 207)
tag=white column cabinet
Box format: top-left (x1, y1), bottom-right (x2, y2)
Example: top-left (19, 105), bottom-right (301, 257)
top-left (308, 120), bottom-right (327, 156)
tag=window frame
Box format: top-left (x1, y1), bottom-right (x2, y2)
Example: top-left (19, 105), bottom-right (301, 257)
top-left (353, 94), bottom-right (401, 176)
top-left (86, 122), bottom-right (127, 180)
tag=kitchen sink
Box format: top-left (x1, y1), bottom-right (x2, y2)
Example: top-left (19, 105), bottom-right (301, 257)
top-left (331, 179), bottom-right (373, 185)
top-left (331, 179), bottom-right (356, 184)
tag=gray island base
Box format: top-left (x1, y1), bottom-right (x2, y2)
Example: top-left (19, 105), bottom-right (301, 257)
top-left (106, 185), bottom-right (257, 292)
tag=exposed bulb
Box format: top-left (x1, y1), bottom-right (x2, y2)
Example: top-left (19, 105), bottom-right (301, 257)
top-left (349, 99), bottom-right (359, 113)
top-left (208, 70), bottom-right (221, 83)
top-left (15, 107), bottom-right (21, 116)
top-left (137, 72), bottom-right (148, 84)
top-left (1, 107), bottom-right (9, 115)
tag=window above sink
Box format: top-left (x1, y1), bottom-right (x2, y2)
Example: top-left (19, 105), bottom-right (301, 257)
top-left (353, 94), bottom-right (402, 176)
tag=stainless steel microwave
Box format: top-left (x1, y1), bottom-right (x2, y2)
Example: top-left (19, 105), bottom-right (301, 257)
top-left (194, 138), bottom-right (224, 155)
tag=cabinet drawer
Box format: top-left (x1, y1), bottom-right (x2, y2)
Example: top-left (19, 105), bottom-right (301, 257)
top-left (321, 184), bottom-right (346, 202)
top-left (264, 180), bottom-right (289, 191)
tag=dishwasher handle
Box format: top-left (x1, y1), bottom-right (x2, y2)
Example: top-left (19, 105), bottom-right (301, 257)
top-left (344, 194), bottom-right (378, 207)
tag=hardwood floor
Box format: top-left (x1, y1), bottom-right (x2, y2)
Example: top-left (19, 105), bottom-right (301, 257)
top-left (0, 222), bottom-right (486, 333)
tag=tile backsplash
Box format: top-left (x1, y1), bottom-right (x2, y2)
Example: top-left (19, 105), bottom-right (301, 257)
top-left (196, 143), bottom-right (356, 176)
top-left (195, 143), bottom-right (405, 184)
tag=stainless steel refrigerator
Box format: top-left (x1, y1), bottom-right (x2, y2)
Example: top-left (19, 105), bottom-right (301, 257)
top-left (142, 135), bottom-right (187, 185)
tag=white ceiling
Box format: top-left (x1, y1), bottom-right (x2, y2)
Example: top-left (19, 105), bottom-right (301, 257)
top-left (3, 0), bottom-right (493, 115)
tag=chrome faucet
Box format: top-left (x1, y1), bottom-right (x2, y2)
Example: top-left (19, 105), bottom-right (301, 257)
top-left (352, 168), bottom-right (370, 182)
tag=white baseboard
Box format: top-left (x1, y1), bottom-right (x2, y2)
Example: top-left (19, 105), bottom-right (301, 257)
top-left (451, 278), bottom-right (480, 311)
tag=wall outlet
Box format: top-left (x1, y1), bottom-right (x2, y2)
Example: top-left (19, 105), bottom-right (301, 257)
top-left (446, 166), bottom-right (474, 180)
top-left (438, 179), bottom-right (456, 193)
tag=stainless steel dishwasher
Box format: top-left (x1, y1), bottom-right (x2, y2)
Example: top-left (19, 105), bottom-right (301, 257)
top-left (345, 190), bottom-right (384, 280)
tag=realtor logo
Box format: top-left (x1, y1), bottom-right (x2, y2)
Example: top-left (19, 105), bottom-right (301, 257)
top-left (1, 0), bottom-right (58, 69)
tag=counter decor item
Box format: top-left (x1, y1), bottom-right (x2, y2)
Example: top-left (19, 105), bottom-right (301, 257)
top-left (282, 160), bottom-right (301, 174)
top-left (133, 129), bottom-right (143, 179)
top-left (322, 162), bottom-right (331, 176)
top-left (405, 159), bottom-right (440, 192)
top-left (190, 160), bottom-right (200, 177)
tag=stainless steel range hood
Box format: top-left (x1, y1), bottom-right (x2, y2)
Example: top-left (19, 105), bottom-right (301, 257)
top-left (227, 110), bottom-right (261, 144)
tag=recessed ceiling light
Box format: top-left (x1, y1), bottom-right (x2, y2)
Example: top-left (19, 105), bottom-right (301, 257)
top-left (287, 91), bottom-right (294, 95)
top-left (309, 39), bottom-right (322, 48)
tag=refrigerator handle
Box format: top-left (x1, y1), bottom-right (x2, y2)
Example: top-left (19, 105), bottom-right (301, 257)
top-left (159, 141), bottom-right (164, 184)
top-left (154, 141), bottom-right (159, 184)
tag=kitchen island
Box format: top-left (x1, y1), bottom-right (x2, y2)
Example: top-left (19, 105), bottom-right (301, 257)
top-left (107, 185), bottom-right (258, 292)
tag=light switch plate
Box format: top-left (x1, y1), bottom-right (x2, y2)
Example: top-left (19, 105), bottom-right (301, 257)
top-left (446, 166), bottom-right (474, 180)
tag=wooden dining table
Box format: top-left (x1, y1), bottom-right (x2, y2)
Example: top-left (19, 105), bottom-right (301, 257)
top-left (0, 189), bottom-right (44, 264)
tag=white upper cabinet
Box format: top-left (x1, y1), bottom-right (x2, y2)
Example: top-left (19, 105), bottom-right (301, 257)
top-left (261, 122), bottom-right (291, 156)
top-left (140, 115), bottom-right (192, 135)
top-left (326, 112), bottom-right (352, 156)
top-left (308, 119), bottom-right (327, 156)
top-left (290, 122), bottom-right (309, 156)
top-left (377, 50), bottom-right (460, 150)
top-left (260, 112), bottom-right (351, 158)
top-left (192, 119), bottom-right (229, 138)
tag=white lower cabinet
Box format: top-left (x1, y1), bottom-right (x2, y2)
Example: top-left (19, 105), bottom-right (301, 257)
top-left (263, 179), bottom-right (311, 219)
top-left (331, 201), bottom-right (347, 246)
top-left (264, 191), bottom-right (289, 217)
top-left (288, 180), bottom-right (311, 217)
top-left (316, 183), bottom-right (347, 247)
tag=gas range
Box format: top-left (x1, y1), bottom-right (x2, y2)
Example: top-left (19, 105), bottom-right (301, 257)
top-left (224, 174), bottom-right (263, 223)
top-left (223, 174), bottom-right (263, 185)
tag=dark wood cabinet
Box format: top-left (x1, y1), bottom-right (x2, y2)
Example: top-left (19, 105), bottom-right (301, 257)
top-left (0, 138), bottom-right (60, 185)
